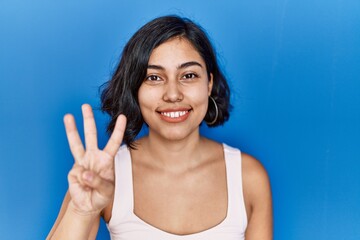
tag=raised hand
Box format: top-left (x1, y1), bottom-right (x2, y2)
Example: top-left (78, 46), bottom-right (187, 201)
top-left (63, 104), bottom-right (126, 215)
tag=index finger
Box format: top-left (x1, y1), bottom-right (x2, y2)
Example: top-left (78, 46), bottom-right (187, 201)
top-left (64, 114), bottom-right (85, 162)
top-left (103, 114), bottom-right (127, 157)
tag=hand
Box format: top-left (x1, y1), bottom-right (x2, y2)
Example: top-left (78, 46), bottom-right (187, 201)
top-left (63, 104), bottom-right (126, 215)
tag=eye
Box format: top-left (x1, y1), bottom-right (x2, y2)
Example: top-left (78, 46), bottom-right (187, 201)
top-left (145, 75), bottom-right (162, 81)
top-left (182, 73), bottom-right (198, 79)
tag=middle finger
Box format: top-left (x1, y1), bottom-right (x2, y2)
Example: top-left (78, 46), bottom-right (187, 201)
top-left (82, 104), bottom-right (98, 150)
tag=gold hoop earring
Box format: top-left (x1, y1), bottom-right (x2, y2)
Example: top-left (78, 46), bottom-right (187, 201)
top-left (205, 96), bottom-right (219, 125)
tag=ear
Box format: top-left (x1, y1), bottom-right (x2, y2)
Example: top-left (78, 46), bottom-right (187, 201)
top-left (208, 73), bottom-right (214, 96)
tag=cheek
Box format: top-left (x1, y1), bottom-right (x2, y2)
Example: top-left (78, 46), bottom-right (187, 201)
top-left (138, 86), bottom-right (150, 115)
top-left (138, 85), bottom-right (159, 111)
top-left (189, 84), bottom-right (210, 104)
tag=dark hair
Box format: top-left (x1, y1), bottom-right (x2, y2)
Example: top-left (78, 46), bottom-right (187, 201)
top-left (100, 15), bottom-right (231, 148)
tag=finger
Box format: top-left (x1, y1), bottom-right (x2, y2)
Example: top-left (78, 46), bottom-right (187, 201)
top-left (82, 171), bottom-right (114, 199)
top-left (68, 164), bottom-right (86, 186)
top-left (82, 104), bottom-right (98, 150)
top-left (64, 114), bottom-right (85, 162)
top-left (103, 114), bottom-right (127, 157)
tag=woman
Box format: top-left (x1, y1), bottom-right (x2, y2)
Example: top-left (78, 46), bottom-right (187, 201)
top-left (48, 15), bottom-right (272, 239)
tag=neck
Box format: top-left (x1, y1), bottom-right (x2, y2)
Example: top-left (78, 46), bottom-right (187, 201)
top-left (140, 129), bottom-right (204, 171)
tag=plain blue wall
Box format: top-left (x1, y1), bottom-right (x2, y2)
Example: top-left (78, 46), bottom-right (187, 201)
top-left (1, 1), bottom-right (359, 239)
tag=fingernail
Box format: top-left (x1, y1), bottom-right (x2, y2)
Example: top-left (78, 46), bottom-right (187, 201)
top-left (83, 171), bottom-right (93, 182)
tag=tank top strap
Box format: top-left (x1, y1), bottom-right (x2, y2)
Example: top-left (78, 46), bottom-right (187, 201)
top-left (108, 145), bottom-right (134, 228)
top-left (222, 143), bottom-right (248, 232)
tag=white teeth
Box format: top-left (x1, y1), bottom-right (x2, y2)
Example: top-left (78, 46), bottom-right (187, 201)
top-left (161, 111), bottom-right (188, 118)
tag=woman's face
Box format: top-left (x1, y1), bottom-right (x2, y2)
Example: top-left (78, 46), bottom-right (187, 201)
top-left (138, 37), bottom-right (213, 141)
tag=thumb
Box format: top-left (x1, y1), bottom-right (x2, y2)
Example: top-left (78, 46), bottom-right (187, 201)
top-left (82, 171), bottom-right (114, 198)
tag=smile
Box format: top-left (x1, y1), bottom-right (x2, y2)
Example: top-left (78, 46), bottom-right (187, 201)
top-left (157, 109), bottom-right (191, 123)
top-left (160, 111), bottom-right (189, 118)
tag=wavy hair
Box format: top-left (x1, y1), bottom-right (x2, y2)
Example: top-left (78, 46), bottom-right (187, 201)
top-left (100, 15), bottom-right (231, 148)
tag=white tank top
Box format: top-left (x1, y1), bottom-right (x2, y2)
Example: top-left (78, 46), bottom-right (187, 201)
top-left (107, 143), bottom-right (247, 240)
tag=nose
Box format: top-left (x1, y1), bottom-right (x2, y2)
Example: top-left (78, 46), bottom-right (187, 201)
top-left (162, 80), bottom-right (183, 102)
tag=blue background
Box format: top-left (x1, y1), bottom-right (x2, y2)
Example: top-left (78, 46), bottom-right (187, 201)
top-left (1, 1), bottom-right (359, 239)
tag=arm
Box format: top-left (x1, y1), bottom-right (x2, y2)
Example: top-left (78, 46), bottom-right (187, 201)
top-left (47, 192), bottom-right (100, 240)
top-left (47, 104), bottom-right (126, 240)
top-left (242, 153), bottom-right (273, 240)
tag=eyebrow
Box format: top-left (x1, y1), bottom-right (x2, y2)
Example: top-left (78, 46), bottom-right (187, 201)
top-left (179, 61), bottom-right (203, 69)
top-left (147, 61), bottom-right (203, 70)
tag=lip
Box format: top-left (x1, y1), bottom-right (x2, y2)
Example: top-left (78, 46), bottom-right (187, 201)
top-left (156, 108), bottom-right (192, 123)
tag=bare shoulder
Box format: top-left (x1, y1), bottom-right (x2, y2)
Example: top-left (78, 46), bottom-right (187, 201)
top-left (241, 153), bottom-right (273, 238)
top-left (241, 153), bottom-right (270, 189)
top-left (241, 153), bottom-right (271, 205)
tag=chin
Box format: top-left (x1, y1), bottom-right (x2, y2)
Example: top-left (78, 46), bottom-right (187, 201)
top-left (150, 126), bottom-right (199, 142)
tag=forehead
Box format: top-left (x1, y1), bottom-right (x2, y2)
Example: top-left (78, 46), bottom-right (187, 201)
top-left (148, 37), bottom-right (205, 66)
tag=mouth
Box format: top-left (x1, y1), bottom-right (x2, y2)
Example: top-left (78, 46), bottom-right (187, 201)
top-left (157, 108), bottom-right (192, 122)
top-left (160, 110), bottom-right (189, 118)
